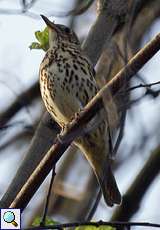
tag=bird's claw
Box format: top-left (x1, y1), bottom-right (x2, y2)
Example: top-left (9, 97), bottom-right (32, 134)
top-left (56, 123), bottom-right (69, 143)
top-left (56, 133), bottom-right (64, 144)
top-left (74, 108), bottom-right (83, 121)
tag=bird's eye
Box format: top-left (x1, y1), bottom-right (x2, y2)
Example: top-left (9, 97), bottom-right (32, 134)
top-left (64, 27), bottom-right (70, 33)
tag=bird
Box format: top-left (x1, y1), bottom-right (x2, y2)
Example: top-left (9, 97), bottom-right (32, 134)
top-left (39, 15), bottom-right (121, 206)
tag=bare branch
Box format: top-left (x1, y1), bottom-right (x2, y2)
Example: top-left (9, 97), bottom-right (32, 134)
top-left (24, 220), bottom-right (160, 230)
top-left (126, 80), bottom-right (160, 92)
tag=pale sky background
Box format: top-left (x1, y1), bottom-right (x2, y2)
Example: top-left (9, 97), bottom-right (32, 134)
top-left (0, 0), bottom-right (160, 228)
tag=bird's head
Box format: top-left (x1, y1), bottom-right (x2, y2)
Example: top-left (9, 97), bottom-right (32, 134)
top-left (41, 15), bottom-right (80, 47)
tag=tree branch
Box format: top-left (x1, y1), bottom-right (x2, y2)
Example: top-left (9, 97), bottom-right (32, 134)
top-left (24, 220), bottom-right (160, 230)
top-left (126, 80), bottom-right (160, 92)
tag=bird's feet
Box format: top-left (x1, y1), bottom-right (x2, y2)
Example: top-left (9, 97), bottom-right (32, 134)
top-left (56, 133), bottom-right (64, 144)
top-left (71, 108), bottom-right (84, 122)
top-left (56, 109), bottom-right (84, 143)
top-left (61, 123), bottom-right (68, 132)
top-left (56, 122), bottom-right (69, 144)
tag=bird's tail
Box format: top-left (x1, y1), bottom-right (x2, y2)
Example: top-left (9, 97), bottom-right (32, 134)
top-left (75, 138), bottom-right (121, 206)
top-left (97, 162), bottom-right (121, 206)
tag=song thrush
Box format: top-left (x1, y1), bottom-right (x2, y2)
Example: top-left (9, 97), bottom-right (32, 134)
top-left (39, 15), bottom-right (121, 206)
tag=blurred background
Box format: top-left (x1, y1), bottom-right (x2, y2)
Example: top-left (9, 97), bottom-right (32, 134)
top-left (0, 0), bottom-right (160, 228)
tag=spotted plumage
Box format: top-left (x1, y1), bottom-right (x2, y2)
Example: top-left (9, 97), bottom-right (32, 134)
top-left (39, 15), bottom-right (121, 206)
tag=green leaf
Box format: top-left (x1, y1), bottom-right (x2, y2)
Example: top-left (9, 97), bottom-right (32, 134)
top-left (32, 216), bottom-right (59, 227)
top-left (29, 42), bottom-right (42, 50)
top-left (29, 27), bottom-right (49, 51)
top-left (76, 225), bottom-right (115, 230)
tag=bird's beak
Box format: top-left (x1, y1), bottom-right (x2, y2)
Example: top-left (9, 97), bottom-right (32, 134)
top-left (41, 15), bottom-right (58, 32)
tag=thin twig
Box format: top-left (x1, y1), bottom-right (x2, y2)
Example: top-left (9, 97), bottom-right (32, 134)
top-left (23, 220), bottom-right (160, 230)
top-left (126, 80), bottom-right (160, 92)
top-left (115, 80), bottom-right (160, 114)
top-left (40, 167), bottom-right (56, 227)
top-left (117, 80), bottom-right (160, 97)
top-left (114, 1), bottom-right (143, 159)
top-left (86, 188), bottom-right (102, 221)
top-left (118, 88), bottom-right (160, 112)
top-left (112, 111), bottom-right (126, 156)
